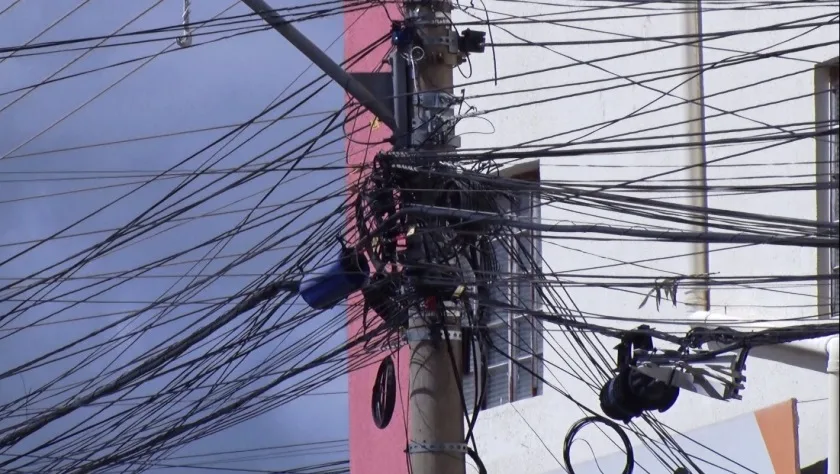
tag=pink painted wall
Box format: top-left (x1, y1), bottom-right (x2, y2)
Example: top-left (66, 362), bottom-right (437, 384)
top-left (344, 4), bottom-right (410, 474)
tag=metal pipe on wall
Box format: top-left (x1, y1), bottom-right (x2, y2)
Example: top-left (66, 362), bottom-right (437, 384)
top-left (828, 337), bottom-right (839, 474)
top-left (813, 62), bottom-right (835, 321)
top-left (683, 0), bottom-right (710, 311)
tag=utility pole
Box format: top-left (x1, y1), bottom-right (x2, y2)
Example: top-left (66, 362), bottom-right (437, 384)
top-left (398, 1), bottom-right (482, 473)
top-left (245, 0), bottom-right (484, 471)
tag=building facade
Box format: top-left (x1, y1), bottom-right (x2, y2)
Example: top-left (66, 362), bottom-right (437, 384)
top-left (345, 2), bottom-right (838, 473)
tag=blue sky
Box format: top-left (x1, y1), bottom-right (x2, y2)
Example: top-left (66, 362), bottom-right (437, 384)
top-left (0, 1), bottom-right (350, 471)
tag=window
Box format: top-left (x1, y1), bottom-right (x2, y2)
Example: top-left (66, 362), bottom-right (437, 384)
top-left (816, 58), bottom-right (839, 318)
top-left (462, 168), bottom-right (544, 410)
top-left (831, 68), bottom-right (839, 319)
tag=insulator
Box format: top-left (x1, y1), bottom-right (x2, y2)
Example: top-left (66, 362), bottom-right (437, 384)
top-left (300, 246), bottom-right (369, 310)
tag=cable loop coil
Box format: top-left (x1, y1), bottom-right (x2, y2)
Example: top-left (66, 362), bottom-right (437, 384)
top-left (563, 416), bottom-right (634, 474)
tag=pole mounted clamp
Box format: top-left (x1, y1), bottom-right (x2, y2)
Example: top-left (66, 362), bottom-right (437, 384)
top-left (634, 349), bottom-right (748, 401)
top-left (416, 91), bottom-right (458, 110)
top-left (406, 441), bottom-right (469, 454)
top-left (410, 112), bottom-right (460, 148)
top-left (403, 1), bottom-right (454, 15)
top-left (404, 327), bottom-right (462, 342)
top-left (405, 9), bottom-right (450, 25)
top-left (423, 30), bottom-right (461, 55)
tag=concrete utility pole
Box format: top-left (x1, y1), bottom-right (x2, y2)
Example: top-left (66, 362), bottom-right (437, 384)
top-left (402, 1), bottom-right (467, 473)
top-left (245, 0), bottom-right (476, 471)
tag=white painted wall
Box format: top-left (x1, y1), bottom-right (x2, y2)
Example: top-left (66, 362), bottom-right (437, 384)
top-left (544, 407), bottom-right (781, 474)
top-left (454, 2), bottom-right (838, 472)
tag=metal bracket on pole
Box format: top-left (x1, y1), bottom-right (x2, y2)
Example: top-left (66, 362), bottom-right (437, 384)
top-left (406, 441), bottom-right (469, 454)
top-left (404, 327), bottom-right (463, 342)
top-left (634, 349), bottom-right (748, 401)
top-left (348, 72), bottom-right (396, 118)
top-left (240, 0), bottom-right (397, 132)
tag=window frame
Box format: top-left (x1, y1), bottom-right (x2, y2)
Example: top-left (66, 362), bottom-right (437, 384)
top-left (815, 58), bottom-right (839, 319)
top-left (463, 161), bottom-right (544, 410)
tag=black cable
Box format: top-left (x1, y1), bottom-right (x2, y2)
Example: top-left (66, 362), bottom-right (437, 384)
top-left (467, 446), bottom-right (488, 474)
top-left (0, 2), bottom-right (359, 57)
top-left (0, 26), bottom-right (393, 470)
top-left (392, 127), bottom-right (837, 162)
top-left (563, 416), bottom-right (634, 474)
top-left (487, 18), bottom-right (834, 47)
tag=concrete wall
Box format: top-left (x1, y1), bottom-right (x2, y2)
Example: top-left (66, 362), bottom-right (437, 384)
top-left (543, 399), bottom-right (801, 474)
top-left (343, 2), bottom-right (837, 473)
top-left (453, 2), bottom-right (838, 473)
top-left (344, 5), bottom-right (411, 474)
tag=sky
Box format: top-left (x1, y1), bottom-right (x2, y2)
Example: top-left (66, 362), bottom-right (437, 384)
top-left (0, 1), bottom-right (351, 471)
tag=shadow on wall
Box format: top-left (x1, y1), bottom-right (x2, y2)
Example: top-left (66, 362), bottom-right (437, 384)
top-left (800, 459), bottom-right (826, 474)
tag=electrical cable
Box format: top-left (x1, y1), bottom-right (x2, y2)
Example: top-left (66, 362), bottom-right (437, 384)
top-left (563, 416), bottom-right (634, 474)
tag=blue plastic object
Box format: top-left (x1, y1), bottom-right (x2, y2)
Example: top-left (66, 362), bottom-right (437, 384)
top-left (300, 245), bottom-right (370, 310)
